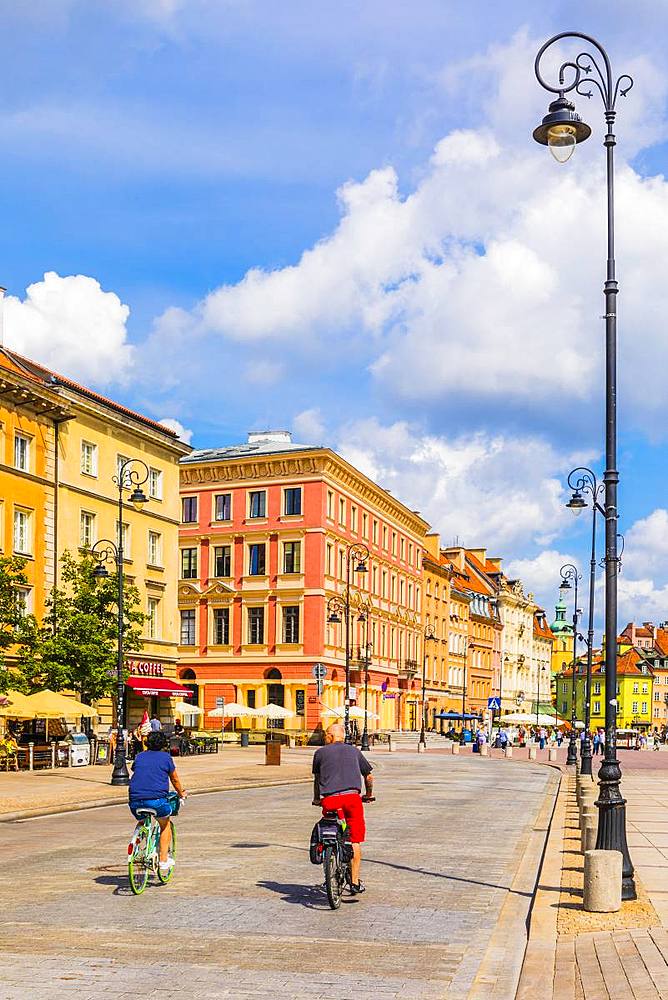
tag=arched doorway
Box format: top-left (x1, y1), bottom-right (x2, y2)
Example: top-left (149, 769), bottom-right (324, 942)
top-left (265, 668), bottom-right (284, 729)
top-left (178, 668), bottom-right (199, 720)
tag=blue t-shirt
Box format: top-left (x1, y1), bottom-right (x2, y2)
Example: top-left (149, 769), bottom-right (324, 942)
top-left (129, 750), bottom-right (174, 801)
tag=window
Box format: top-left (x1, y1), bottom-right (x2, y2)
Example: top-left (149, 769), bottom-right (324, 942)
top-left (382, 526), bottom-right (388, 549)
top-left (283, 541), bottom-right (301, 574)
top-left (400, 538), bottom-right (405, 560)
top-left (180, 609), bottom-right (195, 645)
top-left (284, 487), bottom-right (302, 516)
top-left (642, 701), bottom-right (648, 714)
top-left (655, 691), bottom-right (661, 702)
top-left (296, 689), bottom-right (305, 716)
top-left (392, 532), bottom-right (397, 556)
top-left (116, 454), bottom-right (130, 479)
top-left (213, 607), bottom-right (230, 645)
top-left (182, 496), bottom-right (198, 523)
top-left (79, 510), bottom-right (96, 548)
top-left (248, 607), bottom-right (265, 644)
top-left (408, 542), bottom-right (413, 563)
top-left (351, 506), bottom-right (358, 532)
top-left (642, 683), bottom-right (648, 694)
top-left (632, 701), bottom-right (639, 715)
top-left (181, 547), bottom-right (198, 579)
top-left (116, 521), bottom-right (130, 558)
top-left (147, 598), bottom-right (160, 639)
top-left (13, 509), bottom-right (31, 554)
top-left (362, 512), bottom-right (368, 538)
top-left (14, 434), bottom-right (30, 472)
top-left (326, 543), bottom-right (333, 576)
top-left (80, 440), bottom-right (97, 476)
top-left (148, 468), bottom-right (163, 500)
top-left (593, 701), bottom-right (601, 715)
top-left (248, 490), bottom-right (266, 518)
top-left (382, 570), bottom-right (387, 598)
top-left (327, 490), bottom-right (334, 519)
top-left (633, 682), bottom-right (639, 694)
top-left (214, 545), bottom-right (231, 578)
top-left (248, 543), bottom-right (266, 575)
top-left (283, 605), bottom-right (300, 644)
top-left (339, 498), bottom-right (346, 525)
top-left (14, 587), bottom-right (31, 618)
top-left (214, 493), bottom-right (232, 521)
top-left (562, 701), bottom-right (567, 714)
top-left (148, 531), bottom-right (162, 566)
top-left (593, 681), bottom-right (601, 695)
top-left (372, 520), bottom-right (378, 545)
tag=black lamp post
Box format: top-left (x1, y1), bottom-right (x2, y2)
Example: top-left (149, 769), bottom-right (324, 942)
top-left (559, 564), bottom-right (581, 767)
top-left (358, 604), bottom-right (372, 752)
top-left (459, 638), bottom-right (470, 746)
top-left (326, 542), bottom-right (369, 743)
top-left (534, 31), bottom-right (635, 899)
top-left (567, 467), bottom-right (605, 777)
top-left (91, 457), bottom-right (149, 786)
top-left (419, 624), bottom-right (436, 749)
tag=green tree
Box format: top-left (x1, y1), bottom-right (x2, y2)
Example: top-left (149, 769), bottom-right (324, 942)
top-left (18, 550), bottom-right (145, 704)
top-left (0, 556), bottom-right (38, 694)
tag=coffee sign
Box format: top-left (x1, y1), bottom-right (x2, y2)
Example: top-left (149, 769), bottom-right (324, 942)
top-left (127, 659), bottom-right (164, 677)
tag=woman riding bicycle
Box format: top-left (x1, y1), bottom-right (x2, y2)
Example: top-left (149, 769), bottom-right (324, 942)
top-left (129, 730), bottom-right (187, 875)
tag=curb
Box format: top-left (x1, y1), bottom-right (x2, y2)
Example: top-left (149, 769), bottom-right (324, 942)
top-left (0, 776), bottom-right (312, 823)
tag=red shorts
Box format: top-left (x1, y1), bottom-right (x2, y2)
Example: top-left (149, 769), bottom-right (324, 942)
top-left (320, 792), bottom-right (366, 844)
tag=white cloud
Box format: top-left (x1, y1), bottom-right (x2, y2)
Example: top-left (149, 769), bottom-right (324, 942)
top-left (4, 272), bottom-right (133, 386)
top-left (333, 417), bottom-right (588, 553)
top-left (505, 550), bottom-right (578, 605)
top-left (158, 417), bottom-right (193, 444)
top-left (293, 408), bottom-right (326, 444)
top-left (244, 360), bottom-right (285, 386)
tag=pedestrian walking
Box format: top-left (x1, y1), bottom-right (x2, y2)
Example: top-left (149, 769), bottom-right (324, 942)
top-left (150, 714), bottom-right (162, 732)
top-left (556, 729), bottom-right (563, 747)
top-left (593, 730), bottom-right (600, 755)
top-left (539, 727), bottom-right (547, 751)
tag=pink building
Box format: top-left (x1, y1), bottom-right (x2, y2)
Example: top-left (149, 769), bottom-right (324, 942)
top-left (178, 431), bottom-right (430, 736)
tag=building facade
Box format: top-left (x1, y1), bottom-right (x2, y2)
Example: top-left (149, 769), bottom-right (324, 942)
top-left (178, 431), bottom-right (431, 736)
top-left (421, 534), bottom-right (453, 726)
top-left (558, 648), bottom-right (654, 731)
top-left (2, 349), bottom-right (191, 726)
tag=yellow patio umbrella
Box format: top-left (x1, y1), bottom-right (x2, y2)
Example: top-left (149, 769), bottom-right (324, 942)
top-left (0, 690), bottom-right (37, 719)
top-left (24, 689), bottom-right (98, 719)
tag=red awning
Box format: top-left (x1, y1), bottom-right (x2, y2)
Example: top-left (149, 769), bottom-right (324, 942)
top-left (126, 677), bottom-right (193, 698)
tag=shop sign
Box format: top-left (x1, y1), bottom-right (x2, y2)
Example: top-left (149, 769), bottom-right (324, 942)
top-left (127, 659), bottom-right (164, 677)
top-left (383, 693), bottom-right (396, 700)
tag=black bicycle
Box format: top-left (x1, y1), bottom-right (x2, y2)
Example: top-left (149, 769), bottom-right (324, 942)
top-left (310, 797), bottom-right (375, 909)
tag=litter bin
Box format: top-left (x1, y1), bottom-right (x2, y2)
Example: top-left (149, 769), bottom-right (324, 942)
top-left (265, 740), bottom-right (281, 766)
top-left (69, 732), bottom-right (90, 767)
top-left (240, 731), bottom-right (249, 748)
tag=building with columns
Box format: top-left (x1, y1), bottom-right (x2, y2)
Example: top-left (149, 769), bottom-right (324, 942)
top-left (178, 431), bottom-right (431, 736)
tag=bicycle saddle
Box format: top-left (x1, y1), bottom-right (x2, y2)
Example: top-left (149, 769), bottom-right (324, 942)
top-left (135, 807), bottom-right (158, 817)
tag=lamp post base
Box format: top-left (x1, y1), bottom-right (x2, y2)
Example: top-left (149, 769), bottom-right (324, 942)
top-left (581, 735), bottom-right (593, 776)
top-left (361, 729), bottom-right (370, 751)
top-left (110, 744), bottom-right (130, 786)
top-left (566, 734), bottom-right (578, 766)
top-left (596, 756), bottom-right (636, 900)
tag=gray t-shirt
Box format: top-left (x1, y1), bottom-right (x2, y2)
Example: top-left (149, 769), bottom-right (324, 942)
top-left (312, 742), bottom-right (372, 797)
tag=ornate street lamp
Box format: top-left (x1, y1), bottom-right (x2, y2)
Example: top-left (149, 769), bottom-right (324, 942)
top-left (459, 638), bottom-right (470, 746)
top-left (534, 31), bottom-right (635, 899)
top-left (419, 624), bottom-right (436, 750)
top-left (566, 467), bottom-right (605, 777)
top-left (326, 542), bottom-right (369, 743)
top-left (559, 565), bottom-right (582, 767)
top-left (91, 457), bottom-right (149, 786)
top-left (358, 604), bottom-right (373, 751)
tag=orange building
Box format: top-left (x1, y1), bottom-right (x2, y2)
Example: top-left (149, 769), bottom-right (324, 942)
top-left (421, 535), bottom-right (453, 726)
top-left (0, 350), bottom-right (71, 628)
top-left (178, 431), bottom-right (431, 736)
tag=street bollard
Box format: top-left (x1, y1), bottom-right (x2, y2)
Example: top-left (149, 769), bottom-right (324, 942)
top-left (28, 742), bottom-right (34, 771)
top-left (480, 744), bottom-right (489, 757)
top-left (580, 805), bottom-right (596, 832)
top-left (451, 743), bottom-right (459, 755)
top-left (51, 741), bottom-right (57, 769)
top-left (582, 821), bottom-right (597, 854)
top-left (388, 736), bottom-right (394, 753)
top-left (417, 742), bottom-right (425, 754)
top-left (584, 850), bottom-right (622, 912)
top-left (548, 748), bottom-right (557, 762)
top-left (505, 746), bottom-right (513, 758)
top-left (528, 747), bottom-right (537, 760)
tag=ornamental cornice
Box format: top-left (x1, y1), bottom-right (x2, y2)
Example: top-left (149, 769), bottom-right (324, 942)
top-left (180, 452), bottom-right (326, 487)
top-left (322, 456), bottom-right (430, 538)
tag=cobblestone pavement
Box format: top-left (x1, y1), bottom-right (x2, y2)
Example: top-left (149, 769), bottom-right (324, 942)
top-left (0, 753), bottom-right (555, 999)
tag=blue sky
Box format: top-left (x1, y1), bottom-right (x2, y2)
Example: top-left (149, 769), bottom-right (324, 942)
top-left (3, 0), bottom-right (668, 627)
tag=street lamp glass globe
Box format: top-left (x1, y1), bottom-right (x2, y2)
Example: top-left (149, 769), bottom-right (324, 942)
top-left (93, 562), bottom-right (109, 580)
top-left (566, 490), bottom-right (587, 515)
top-left (547, 124), bottom-right (577, 163)
top-left (355, 560), bottom-right (368, 573)
top-left (129, 486), bottom-right (149, 507)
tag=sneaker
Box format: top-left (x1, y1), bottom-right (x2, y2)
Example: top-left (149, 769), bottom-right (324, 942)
top-left (350, 881), bottom-right (366, 895)
top-left (159, 858), bottom-right (175, 872)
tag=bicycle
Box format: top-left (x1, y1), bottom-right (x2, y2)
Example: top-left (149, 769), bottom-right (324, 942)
top-left (310, 796), bottom-right (375, 909)
top-left (128, 791), bottom-right (182, 895)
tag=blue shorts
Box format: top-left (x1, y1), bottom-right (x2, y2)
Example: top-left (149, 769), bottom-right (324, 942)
top-left (129, 796), bottom-right (172, 820)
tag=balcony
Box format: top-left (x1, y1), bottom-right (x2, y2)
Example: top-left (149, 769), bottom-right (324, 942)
top-left (398, 658), bottom-right (419, 679)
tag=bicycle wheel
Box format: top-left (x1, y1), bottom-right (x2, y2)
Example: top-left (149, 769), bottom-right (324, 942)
top-left (323, 844), bottom-right (342, 909)
top-left (128, 822), bottom-right (151, 895)
top-left (157, 821), bottom-right (177, 884)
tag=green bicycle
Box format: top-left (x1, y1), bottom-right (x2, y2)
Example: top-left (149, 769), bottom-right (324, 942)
top-left (128, 792), bottom-right (181, 895)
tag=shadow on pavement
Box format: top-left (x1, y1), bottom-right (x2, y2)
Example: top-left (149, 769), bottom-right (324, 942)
top-left (257, 879), bottom-right (358, 909)
top-left (93, 874), bottom-right (135, 896)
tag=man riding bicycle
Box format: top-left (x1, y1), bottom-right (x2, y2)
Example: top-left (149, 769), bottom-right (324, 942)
top-left (129, 730), bottom-right (187, 875)
top-left (312, 722), bottom-right (374, 894)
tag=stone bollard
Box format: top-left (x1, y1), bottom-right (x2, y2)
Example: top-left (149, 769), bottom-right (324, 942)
top-left (505, 746), bottom-right (513, 758)
top-left (28, 742), bottom-right (34, 771)
top-left (451, 743), bottom-right (459, 755)
top-left (417, 742), bottom-right (426, 754)
top-left (582, 822), bottom-right (597, 854)
top-left (528, 747), bottom-right (537, 760)
top-left (580, 805), bottom-right (596, 832)
top-left (388, 736), bottom-right (394, 753)
top-left (548, 747), bottom-right (557, 761)
top-left (584, 850), bottom-right (622, 912)
top-left (480, 744), bottom-right (489, 757)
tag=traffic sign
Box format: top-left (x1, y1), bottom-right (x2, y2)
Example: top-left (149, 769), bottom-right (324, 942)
top-left (487, 697), bottom-right (501, 711)
top-left (312, 663), bottom-right (327, 680)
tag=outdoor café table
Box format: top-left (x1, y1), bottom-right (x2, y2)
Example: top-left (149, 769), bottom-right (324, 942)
top-left (189, 736), bottom-right (219, 754)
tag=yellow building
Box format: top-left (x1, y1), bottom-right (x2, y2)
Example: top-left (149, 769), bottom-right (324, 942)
top-left (421, 534), bottom-right (452, 727)
top-left (558, 648), bottom-right (654, 731)
top-left (4, 350), bottom-right (191, 727)
top-left (0, 350), bottom-right (71, 627)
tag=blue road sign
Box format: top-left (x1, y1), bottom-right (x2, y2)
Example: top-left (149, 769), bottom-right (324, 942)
top-left (487, 697), bottom-right (501, 711)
